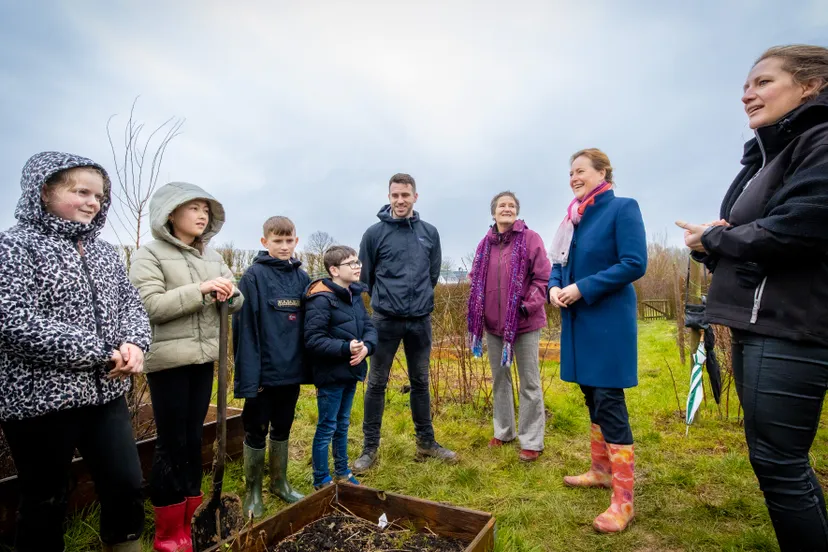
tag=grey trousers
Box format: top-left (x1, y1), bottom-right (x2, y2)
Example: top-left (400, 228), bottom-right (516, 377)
top-left (486, 330), bottom-right (545, 451)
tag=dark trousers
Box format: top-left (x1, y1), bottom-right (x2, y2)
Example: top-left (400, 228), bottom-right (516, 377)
top-left (363, 313), bottom-right (435, 451)
top-left (146, 362), bottom-right (214, 507)
top-left (0, 396), bottom-right (144, 552)
top-left (732, 330), bottom-right (828, 552)
top-left (579, 385), bottom-right (633, 445)
top-left (242, 384), bottom-right (301, 449)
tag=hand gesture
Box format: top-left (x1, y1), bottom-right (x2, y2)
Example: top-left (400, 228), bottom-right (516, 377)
top-left (548, 286), bottom-right (566, 308)
top-left (200, 277), bottom-right (235, 301)
top-left (107, 343), bottom-right (144, 380)
top-left (675, 219), bottom-right (730, 253)
top-left (119, 343), bottom-right (144, 374)
top-left (675, 221), bottom-right (706, 252)
top-left (558, 284), bottom-right (582, 306)
top-left (350, 344), bottom-right (369, 366)
top-left (107, 349), bottom-right (126, 380)
top-left (349, 339), bottom-right (363, 354)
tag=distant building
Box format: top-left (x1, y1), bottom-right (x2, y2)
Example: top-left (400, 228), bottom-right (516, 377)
top-left (438, 269), bottom-right (469, 285)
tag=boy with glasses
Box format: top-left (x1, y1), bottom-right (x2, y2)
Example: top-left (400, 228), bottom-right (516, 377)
top-left (304, 246), bottom-right (377, 489)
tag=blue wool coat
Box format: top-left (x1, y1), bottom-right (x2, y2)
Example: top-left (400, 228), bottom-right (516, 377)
top-left (549, 191), bottom-right (647, 389)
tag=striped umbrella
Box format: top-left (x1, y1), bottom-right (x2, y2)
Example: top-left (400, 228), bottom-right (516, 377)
top-left (686, 339), bottom-right (707, 434)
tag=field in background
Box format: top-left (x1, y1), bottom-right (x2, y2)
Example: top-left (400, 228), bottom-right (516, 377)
top-left (45, 321), bottom-right (828, 552)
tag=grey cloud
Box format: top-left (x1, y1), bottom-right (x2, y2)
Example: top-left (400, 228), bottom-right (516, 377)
top-left (0, 1), bottom-right (826, 260)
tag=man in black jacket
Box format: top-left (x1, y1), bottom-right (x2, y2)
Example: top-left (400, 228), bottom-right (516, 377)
top-left (354, 173), bottom-right (458, 472)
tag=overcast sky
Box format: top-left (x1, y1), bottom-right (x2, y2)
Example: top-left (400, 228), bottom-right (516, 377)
top-left (2, 1), bottom-right (826, 266)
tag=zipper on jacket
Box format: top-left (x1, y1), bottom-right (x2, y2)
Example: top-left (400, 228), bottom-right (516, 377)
top-left (731, 131), bottom-right (768, 212)
top-left (76, 238), bottom-right (105, 404)
top-left (750, 276), bottom-right (768, 324)
top-left (409, 220), bottom-right (415, 316)
top-left (497, 239), bottom-right (503, 332)
top-left (731, 129), bottom-right (770, 326)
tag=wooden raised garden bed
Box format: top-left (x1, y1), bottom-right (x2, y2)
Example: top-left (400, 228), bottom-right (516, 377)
top-left (204, 483), bottom-right (495, 552)
top-left (0, 403), bottom-right (244, 538)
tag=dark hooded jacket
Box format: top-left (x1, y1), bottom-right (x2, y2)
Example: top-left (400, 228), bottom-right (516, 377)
top-left (0, 152), bottom-right (151, 421)
top-left (304, 279), bottom-right (378, 387)
top-left (232, 252), bottom-right (311, 398)
top-left (697, 90), bottom-right (828, 345)
top-left (358, 205), bottom-right (441, 318)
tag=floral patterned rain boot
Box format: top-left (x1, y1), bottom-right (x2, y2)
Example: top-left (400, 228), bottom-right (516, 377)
top-left (563, 424), bottom-right (612, 488)
top-left (593, 443), bottom-right (635, 533)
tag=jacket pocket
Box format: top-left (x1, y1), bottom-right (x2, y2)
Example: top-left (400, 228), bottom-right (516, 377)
top-left (749, 277), bottom-right (768, 324)
top-left (755, 267), bottom-right (813, 333)
top-left (155, 315), bottom-right (194, 342)
top-left (268, 298), bottom-right (301, 334)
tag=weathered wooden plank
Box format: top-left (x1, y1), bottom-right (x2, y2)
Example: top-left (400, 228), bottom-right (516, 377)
top-left (205, 484), bottom-right (492, 551)
top-left (204, 485), bottom-right (336, 552)
top-left (336, 484), bottom-right (491, 543)
top-left (203, 484), bottom-right (494, 552)
top-left (466, 517), bottom-right (496, 552)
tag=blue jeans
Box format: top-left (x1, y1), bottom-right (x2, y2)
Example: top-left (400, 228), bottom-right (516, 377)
top-left (362, 313), bottom-right (435, 451)
top-left (312, 382), bottom-right (357, 486)
top-left (732, 330), bottom-right (828, 552)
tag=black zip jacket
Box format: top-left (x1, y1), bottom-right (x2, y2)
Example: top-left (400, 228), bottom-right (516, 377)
top-left (358, 205), bottom-right (442, 318)
top-left (698, 90), bottom-right (828, 345)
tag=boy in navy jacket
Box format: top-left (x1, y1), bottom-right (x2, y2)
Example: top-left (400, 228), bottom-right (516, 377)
top-left (304, 245), bottom-right (377, 489)
top-left (232, 216), bottom-right (310, 517)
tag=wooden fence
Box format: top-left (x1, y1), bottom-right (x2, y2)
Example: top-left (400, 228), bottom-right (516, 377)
top-left (639, 299), bottom-right (672, 320)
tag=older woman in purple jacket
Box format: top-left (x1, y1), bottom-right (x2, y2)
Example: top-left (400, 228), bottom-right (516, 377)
top-left (468, 191), bottom-right (551, 462)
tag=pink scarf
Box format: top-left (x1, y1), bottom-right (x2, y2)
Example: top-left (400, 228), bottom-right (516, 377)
top-left (549, 181), bottom-right (613, 265)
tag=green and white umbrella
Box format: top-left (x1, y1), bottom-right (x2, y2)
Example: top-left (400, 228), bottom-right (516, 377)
top-left (686, 339), bottom-right (706, 434)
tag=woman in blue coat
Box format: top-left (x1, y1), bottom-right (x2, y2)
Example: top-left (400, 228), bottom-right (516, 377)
top-left (548, 148), bottom-right (647, 533)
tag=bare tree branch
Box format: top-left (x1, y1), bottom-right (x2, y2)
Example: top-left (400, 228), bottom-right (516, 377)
top-left (107, 96), bottom-right (185, 249)
top-left (301, 231), bottom-right (337, 278)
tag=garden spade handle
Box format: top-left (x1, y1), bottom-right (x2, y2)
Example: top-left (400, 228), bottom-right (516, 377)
top-left (209, 291), bottom-right (237, 503)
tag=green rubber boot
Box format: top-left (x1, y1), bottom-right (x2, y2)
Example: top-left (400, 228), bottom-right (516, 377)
top-left (242, 443), bottom-right (266, 519)
top-left (268, 438), bottom-right (304, 504)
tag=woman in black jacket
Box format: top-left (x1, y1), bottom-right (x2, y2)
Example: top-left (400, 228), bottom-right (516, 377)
top-left (678, 45), bottom-right (828, 551)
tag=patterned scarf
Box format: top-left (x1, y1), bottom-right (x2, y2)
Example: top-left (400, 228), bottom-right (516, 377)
top-left (549, 181), bottom-right (613, 265)
top-left (467, 221), bottom-right (529, 367)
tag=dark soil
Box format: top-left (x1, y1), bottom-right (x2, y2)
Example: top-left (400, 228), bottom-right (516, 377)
top-left (270, 514), bottom-right (467, 552)
top-left (191, 494), bottom-right (245, 551)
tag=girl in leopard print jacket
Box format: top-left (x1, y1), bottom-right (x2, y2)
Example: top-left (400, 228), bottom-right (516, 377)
top-left (0, 152), bottom-right (151, 552)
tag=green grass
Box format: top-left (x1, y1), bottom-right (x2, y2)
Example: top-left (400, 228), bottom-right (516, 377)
top-left (21, 321), bottom-right (828, 550)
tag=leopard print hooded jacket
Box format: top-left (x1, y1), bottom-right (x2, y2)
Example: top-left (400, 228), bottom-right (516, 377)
top-left (0, 152), bottom-right (151, 421)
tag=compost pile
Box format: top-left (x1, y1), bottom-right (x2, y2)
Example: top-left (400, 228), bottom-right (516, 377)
top-left (269, 514), bottom-right (467, 552)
